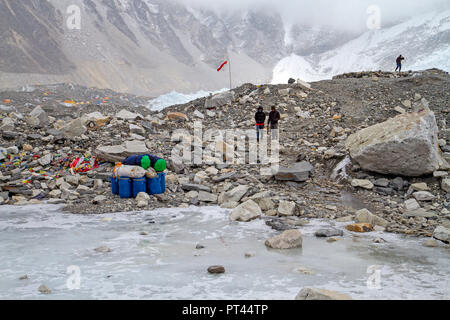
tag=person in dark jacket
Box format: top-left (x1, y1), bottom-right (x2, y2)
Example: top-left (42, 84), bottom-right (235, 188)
top-left (267, 106), bottom-right (281, 140)
top-left (254, 106), bottom-right (266, 142)
top-left (395, 55), bottom-right (405, 72)
top-left (122, 154), bottom-right (167, 172)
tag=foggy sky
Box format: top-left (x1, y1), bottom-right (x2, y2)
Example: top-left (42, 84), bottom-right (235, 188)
top-left (178, 0), bottom-right (450, 32)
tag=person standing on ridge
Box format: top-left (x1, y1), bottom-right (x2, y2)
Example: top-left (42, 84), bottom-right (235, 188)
top-left (395, 55), bottom-right (405, 72)
top-left (255, 106), bottom-right (266, 143)
top-left (267, 106), bottom-right (281, 140)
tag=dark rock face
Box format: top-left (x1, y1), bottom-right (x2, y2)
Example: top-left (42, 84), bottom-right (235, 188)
top-left (0, 0), bottom-right (73, 74)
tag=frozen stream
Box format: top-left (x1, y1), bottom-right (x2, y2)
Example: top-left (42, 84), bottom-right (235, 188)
top-left (0, 205), bottom-right (449, 300)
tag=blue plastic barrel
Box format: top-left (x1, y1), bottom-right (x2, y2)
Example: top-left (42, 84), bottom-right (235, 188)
top-left (132, 177), bottom-right (147, 198)
top-left (147, 175), bottom-right (162, 195)
top-left (111, 176), bottom-right (119, 195)
top-left (159, 172), bottom-right (166, 193)
top-left (118, 177), bottom-right (132, 198)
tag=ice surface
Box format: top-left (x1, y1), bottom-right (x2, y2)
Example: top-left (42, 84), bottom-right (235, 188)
top-left (0, 205), bottom-right (448, 300)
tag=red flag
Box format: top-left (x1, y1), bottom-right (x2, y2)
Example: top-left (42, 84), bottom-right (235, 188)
top-left (217, 61), bottom-right (228, 72)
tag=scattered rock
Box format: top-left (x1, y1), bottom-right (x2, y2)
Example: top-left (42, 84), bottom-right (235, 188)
top-left (346, 223), bottom-right (374, 233)
top-left (411, 183), bottom-right (429, 191)
top-left (355, 208), bottom-right (388, 227)
top-left (198, 191), bottom-right (218, 203)
top-left (220, 185), bottom-right (249, 204)
top-left (207, 265), bottom-right (225, 274)
top-left (278, 201), bottom-right (297, 216)
top-left (94, 246), bottom-right (112, 253)
top-left (295, 288), bottom-right (352, 300)
top-left (423, 239), bottom-right (439, 247)
top-left (404, 198), bottom-right (421, 211)
top-left (315, 228), bottom-right (344, 237)
top-left (62, 118), bottom-right (87, 139)
top-left (351, 179), bottom-right (374, 190)
top-left (336, 216), bottom-right (353, 222)
top-left (413, 191), bottom-right (436, 201)
top-left (38, 285), bottom-right (51, 294)
top-left (274, 161), bottom-right (314, 182)
top-left (167, 112), bottom-right (188, 121)
top-left (442, 179), bottom-right (450, 193)
top-left (265, 229), bottom-right (303, 249)
top-left (230, 200), bottom-right (262, 222)
top-left (182, 184), bottom-right (211, 193)
top-left (433, 226), bottom-right (450, 243)
top-left (293, 267), bottom-right (315, 275)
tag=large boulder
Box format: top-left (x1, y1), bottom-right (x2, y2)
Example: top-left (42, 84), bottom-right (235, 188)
top-left (274, 161), bottom-right (314, 182)
top-left (230, 199), bottom-right (262, 222)
top-left (265, 230), bottom-right (302, 249)
top-left (345, 111), bottom-right (447, 176)
top-left (295, 288), bottom-right (352, 300)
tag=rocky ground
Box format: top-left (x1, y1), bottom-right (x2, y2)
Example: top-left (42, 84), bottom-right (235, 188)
top-left (1, 69), bottom-right (449, 245)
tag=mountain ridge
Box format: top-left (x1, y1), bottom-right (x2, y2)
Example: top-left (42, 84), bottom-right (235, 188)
top-left (0, 0), bottom-right (448, 96)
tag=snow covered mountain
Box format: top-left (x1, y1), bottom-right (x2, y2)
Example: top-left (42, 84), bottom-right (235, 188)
top-left (272, 10), bottom-right (450, 83)
top-left (0, 0), bottom-right (448, 96)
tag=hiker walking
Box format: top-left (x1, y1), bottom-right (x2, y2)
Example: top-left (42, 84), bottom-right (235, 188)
top-left (267, 106), bottom-right (280, 140)
top-left (254, 106), bottom-right (266, 143)
top-left (395, 55), bottom-right (405, 72)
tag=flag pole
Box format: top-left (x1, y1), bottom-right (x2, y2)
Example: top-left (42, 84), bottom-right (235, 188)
top-left (227, 50), bottom-right (232, 91)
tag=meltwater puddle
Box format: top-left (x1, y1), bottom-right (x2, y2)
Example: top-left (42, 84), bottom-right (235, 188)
top-left (0, 205), bottom-right (448, 300)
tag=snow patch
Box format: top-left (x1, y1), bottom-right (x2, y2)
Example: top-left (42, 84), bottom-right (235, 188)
top-left (147, 88), bottom-right (228, 111)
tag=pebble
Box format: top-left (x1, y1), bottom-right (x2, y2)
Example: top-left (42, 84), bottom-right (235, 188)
top-left (94, 246), bottom-right (112, 253)
top-left (38, 285), bottom-right (51, 294)
top-left (207, 266), bottom-right (225, 274)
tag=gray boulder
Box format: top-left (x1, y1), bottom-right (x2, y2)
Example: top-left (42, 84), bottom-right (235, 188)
top-left (345, 111), bottom-right (447, 176)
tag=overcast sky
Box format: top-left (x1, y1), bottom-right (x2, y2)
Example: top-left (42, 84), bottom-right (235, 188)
top-left (179, 0), bottom-right (450, 32)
